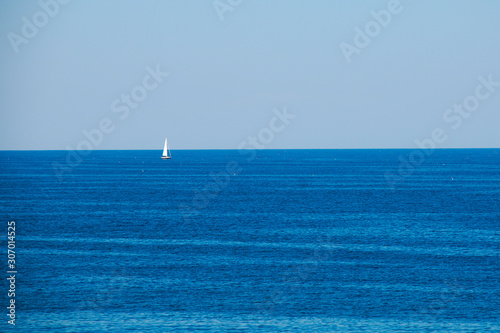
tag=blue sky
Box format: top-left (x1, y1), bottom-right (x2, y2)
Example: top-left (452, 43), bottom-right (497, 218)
top-left (1, 0), bottom-right (499, 150)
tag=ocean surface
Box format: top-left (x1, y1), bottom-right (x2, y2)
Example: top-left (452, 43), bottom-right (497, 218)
top-left (1, 149), bottom-right (499, 332)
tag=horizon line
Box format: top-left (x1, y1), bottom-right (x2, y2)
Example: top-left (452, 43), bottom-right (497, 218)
top-left (1, 147), bottom-right (499, 152)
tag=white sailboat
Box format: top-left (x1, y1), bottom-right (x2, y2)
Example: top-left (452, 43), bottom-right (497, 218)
top-left (161, 137), bottom-right (171, 159)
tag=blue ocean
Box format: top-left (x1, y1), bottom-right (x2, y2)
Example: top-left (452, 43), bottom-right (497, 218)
top-left (1, 149), bottom-right (499, 332)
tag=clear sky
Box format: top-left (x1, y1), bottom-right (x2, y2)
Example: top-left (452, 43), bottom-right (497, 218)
top-left (1, 0), bottom-right (499, 150)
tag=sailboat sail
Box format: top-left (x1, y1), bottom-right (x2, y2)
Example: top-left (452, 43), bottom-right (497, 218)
top-left (161, 137), bottom-right (171, 159)
top-left (163, 138), bottom-right (168, 156)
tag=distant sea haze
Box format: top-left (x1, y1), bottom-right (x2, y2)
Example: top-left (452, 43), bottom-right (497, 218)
top-left (0, 149), bottom-right (499, 332)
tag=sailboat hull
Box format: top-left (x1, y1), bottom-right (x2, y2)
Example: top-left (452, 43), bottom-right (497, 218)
top-left (161, 156), bottom-right (171, 159)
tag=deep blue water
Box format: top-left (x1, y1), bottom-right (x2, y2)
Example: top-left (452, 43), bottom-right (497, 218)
top-left (0, 149), bottom-right (499, 332)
